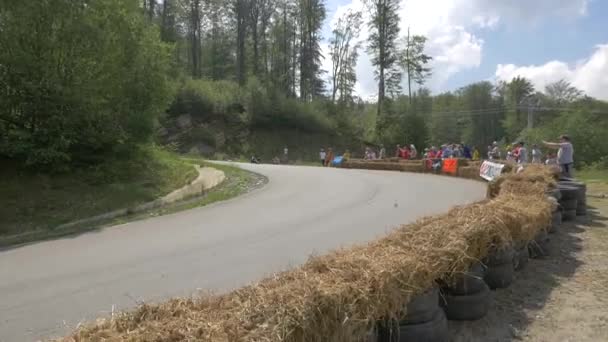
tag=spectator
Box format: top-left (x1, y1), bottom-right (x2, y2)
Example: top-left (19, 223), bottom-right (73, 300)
top-left (543, 135), bottom-right (574, 177)
top-left (463, 144), bottom-right (472, 159)
top-left (472, 147), bottom-right (480, 161)
top-left (442, 144), bottom-right (453, 159)
top-left (319, 148), bottom-right (326, 166)
top-left (379, 145), bottom-right (386, 159)
top-left (343, 149), bottom-right (351, 161)
top-left (400, 145), bottom-right (411, 159)
top-left (531, 144), bottom-right (542, 163)
top-left (491, 142), bottom-right (501, 160)
top-left (410, 144), bottom-right (417, 159)
top-left (283, 146), bottom-right (289, 163)
top-left (517, 141), bottom-right (528, 164)
top-left (325, 148), bottom-right (334, 167)
top-left (487, 145), bottom-right (493, 160)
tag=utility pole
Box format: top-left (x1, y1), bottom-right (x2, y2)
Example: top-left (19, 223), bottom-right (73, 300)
top-left (527, 105), bottom-right (534, 129)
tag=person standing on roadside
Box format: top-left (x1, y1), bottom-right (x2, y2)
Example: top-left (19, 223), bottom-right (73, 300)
top-left (283, 146), bottom-right (289, 164)
top-left (517, 141), bottom-right (528, 164)
top-left (472, 147), bottom-right (480, 161)
top-left (325, 147), bottom-right (334, 167)
top-left (543, 135), bottom-right (574, 177)
top-left (531, 144), bottom-right (542, 163)
top-left (379, 145), bottom-right (386, 159)
top-left (319, 148), bottom-right (326, 166)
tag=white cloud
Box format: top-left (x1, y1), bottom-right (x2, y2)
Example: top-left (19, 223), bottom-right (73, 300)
top-left (324, 0), bottom-right (590, 99)
top-left (495, 44), bottom-right (608, 100)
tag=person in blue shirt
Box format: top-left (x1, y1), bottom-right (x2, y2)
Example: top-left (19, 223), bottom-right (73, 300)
top-left (462, 143), bottom-right (472, 159)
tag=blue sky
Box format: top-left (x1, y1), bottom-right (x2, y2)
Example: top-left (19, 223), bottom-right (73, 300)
top-left (321, 0), bottom-right (608, 99)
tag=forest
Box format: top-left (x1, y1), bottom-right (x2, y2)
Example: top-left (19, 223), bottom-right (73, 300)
top-left (1, 0), bottom-right (607, 170)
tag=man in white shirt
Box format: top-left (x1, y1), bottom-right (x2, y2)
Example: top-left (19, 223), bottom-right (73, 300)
top-left (543, 135), bottom-right (574, 177)
top-left (531, 144), bottom-right (542, 163)
top-left (319, 148), bottom-right (326, 166)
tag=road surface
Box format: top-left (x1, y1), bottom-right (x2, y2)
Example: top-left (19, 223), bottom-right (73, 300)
top-left (0, 164), bottom-right (486, 341)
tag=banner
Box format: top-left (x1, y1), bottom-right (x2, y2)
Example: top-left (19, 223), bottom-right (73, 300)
top-left (479, 161), bottom-right (505, 181)
top-left (442, 158), bottom-right (458, 175)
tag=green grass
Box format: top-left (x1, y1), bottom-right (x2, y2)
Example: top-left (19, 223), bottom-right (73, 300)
top-left (577, 168), bottom-right (608, 184)
top-left (0, 147), bottom-right (197, 240)
top-left (119, 159), bottom-right (266, 219)
top-left (0, 154), bottom-right (263, 248)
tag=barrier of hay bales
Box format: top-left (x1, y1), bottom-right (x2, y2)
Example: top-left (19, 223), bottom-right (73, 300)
top-left (64, 163), bottom-right (555, 342)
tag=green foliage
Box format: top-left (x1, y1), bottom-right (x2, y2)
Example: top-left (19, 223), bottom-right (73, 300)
top-left (0, 146), bottom-right (197, 236)
top-left (521, 108), bottom-right (608, 167)
top-left (0, 0), bottom-right (173, 169)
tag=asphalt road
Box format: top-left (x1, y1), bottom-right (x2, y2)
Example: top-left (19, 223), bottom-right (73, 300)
top-left (0, 163), bottom-right (486, 342)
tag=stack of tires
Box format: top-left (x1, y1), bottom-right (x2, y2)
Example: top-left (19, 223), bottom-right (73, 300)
top-left (557, 184), bottom-right (579, 221)
top-left (559, 179), bottom-right (587, 216)
top-left (513, 241), bottom-right (530, 270)
top-left (528, 228), bottom-right (550, 258)
top-left (376, 287), bottom-right (448, 342)
top-left (483, 248), bottom-right (515, 289)
top-left (441, 262), bottom-right (491, 321)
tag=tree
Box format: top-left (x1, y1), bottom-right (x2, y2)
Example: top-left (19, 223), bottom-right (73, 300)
top-left (298, 0), bottom-right (326, 101)
top-left (545, 79), bottom-right (583, 104)
top-left (400, 29), bottom-right (432, 104)
top-left (233, 0), bottom-right (248, 85)
top-left (503, 76), bottom-right (535, 139)
top-left (184, 0), bottom-right (203, 78)
top-left (328, 10), bottom-right (362, 104)
top-left (0, 0), bottom-right (173, 168)
top-left (367, 0), bottom-right (401, 117)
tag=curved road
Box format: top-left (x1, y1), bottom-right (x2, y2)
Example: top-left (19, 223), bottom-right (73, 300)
top-left (0, 164), bottom-right (486, 341)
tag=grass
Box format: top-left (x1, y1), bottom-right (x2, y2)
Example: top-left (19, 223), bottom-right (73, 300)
top-left (0, 147), bottom-right (197, 243)
top-left (118, 158), bottom-right (266, 220)
top-left (0, 153), bottom-right (262, 248)
top-left (577, 168), bottom-right (608, 184)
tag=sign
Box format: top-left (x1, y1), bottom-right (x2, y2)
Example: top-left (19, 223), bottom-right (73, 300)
top-left (479, 161), bottom-right (505, 181)
top-left (442, 158), bottom-right (458, 175)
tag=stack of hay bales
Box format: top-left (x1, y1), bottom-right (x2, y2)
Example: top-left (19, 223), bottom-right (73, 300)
top-left (64, 164), bottom-right (555, 342)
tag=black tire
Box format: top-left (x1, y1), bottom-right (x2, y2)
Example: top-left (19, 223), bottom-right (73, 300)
top-left (529, 231), bottom-right (550, 258)
top-left (398, 309), bottom-right (449, 342)
top-left (558, 185), bottom-right (579, 201)
top-left (448, 262), bottom-right (486, 295)
top-left (576, 207), bottom-right (587, 216)
top-left (550, 211), bottom-right (561, 234)
top-left (401, 288), bottom-right (440, 324)
top-left (484, 262), bottom-right (514, 289)
top-left (442, 283), bottom-right (491, 321)
top-left (514, 244), bottom-right (529, 270)
top-left (562, 209), bottom-right (577, 221)
top-left (559, 198), bottom-right (578, 211)
top-left (485, 247), bottom-right (514, 266)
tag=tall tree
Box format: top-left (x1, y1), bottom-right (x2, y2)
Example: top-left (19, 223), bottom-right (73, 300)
top-left (329, 9), bottom-right (362, 103)
top-left (400, 29), bottom-right (432, 104)
top-left (185, 0), bottom-right (203, 78)
top-left (545, 79), bottom-right (583, 104)
top-left (503, 76), bottom-right (534, 138)
top-left (367, 0), bottom-right (401, 117)
top-left (233, 0), bottom-right (248, 85)
top-left (298, 0), bottom-right (326, 101)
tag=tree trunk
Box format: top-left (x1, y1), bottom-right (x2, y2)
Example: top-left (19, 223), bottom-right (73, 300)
top-left (407, 27), bottom-right (412, 105)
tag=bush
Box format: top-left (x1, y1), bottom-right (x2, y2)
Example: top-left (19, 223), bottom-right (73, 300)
top-left (0, 0), bottom-right (173, 169)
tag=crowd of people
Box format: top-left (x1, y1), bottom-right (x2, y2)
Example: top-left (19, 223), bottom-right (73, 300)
top-left (273, 134), bottom-right (574, 177)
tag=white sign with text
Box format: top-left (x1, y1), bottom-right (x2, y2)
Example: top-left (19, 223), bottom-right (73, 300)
top-left (480, 161), bottom-right (506, 181)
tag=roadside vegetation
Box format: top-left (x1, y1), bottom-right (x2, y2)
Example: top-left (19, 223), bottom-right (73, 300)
top-left (0, 148), bottom-right (197, 241)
